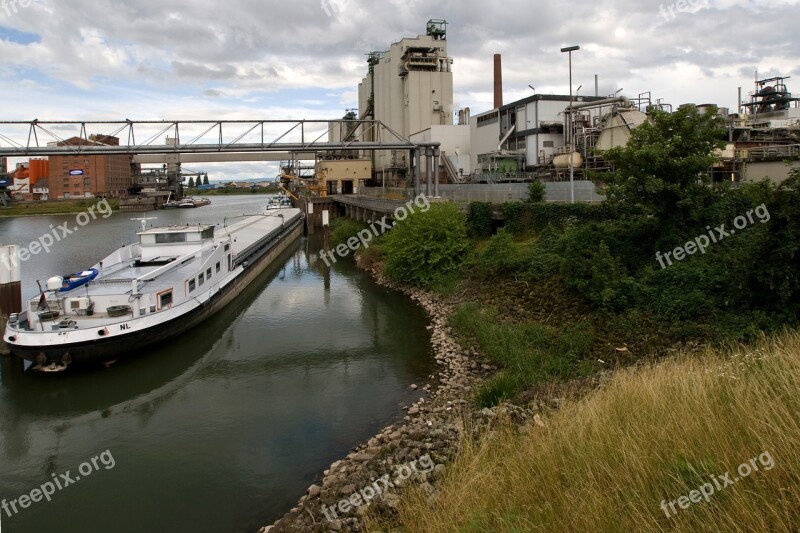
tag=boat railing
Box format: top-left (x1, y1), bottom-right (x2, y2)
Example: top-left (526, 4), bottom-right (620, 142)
top-left (94, 278), bottom-right (137, 285)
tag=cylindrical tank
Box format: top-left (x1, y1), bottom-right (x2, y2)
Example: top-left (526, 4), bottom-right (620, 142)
top-left (552, 152), bottom-right (584, 169)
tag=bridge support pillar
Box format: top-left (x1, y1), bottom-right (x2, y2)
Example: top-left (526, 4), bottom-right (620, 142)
top-left (410, 148), bottom-right (419, 196)
top-left (425, 147), bottom-right (433, 198)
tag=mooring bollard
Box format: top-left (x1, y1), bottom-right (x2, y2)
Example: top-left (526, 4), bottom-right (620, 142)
top-left (0, 244), bottom-right (22, 356)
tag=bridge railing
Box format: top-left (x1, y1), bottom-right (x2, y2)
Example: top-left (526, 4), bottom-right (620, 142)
top-left (357, 187), bottom-right (414, 200)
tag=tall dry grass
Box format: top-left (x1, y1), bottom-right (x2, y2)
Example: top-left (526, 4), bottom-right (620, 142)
top-left (371, 330), bottom-right (800, 532)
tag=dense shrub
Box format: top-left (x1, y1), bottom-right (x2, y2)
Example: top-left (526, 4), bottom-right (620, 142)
top-left (467, 202), bottom-right (493, 238)
top-left (382, 203), bottom-right (470, 287)
top-left (329, 217), bottom-right (367, 247)
top-left (475, 228), bottom-right (523, 278)
top-left (500, 202), bottom-right (620, 235)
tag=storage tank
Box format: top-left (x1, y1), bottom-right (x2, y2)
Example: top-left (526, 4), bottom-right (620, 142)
top-left (552, 152), bottom-right (584, 169)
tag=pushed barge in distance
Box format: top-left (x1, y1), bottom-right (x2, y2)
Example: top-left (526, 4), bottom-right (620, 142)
top-left (4, 208), bottom-right (303, 369)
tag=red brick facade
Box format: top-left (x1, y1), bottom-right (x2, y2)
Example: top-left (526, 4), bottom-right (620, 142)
top-left (47, 135), bottom-right (137, 198)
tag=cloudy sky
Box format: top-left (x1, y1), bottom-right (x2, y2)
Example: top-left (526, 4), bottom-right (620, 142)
top-left (0, 0), bottom-right (797, 180)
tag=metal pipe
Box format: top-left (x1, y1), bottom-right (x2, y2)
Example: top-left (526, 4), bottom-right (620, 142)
top-left (738, 86), bottom-right (742, 116)
top-left (433, 146), bottom-right (440, 197)
top-left (595, 74), bottom-right (598, 97)
top-left (497, 124), bottom-right (516, 151)
top-left (568, 51), bottom-right (574, 204)
top-left (566, 95), bottom-right (631, 111)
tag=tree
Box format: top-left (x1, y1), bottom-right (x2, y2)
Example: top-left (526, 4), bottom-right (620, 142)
top-left (187, 177), bottom-right (195, 188)
top-left (601, 105), bottom-right (726, 226)
top-left (203, 175), bottom-right (209, 185)
top-left (527, 180), bottom-right (546, 203)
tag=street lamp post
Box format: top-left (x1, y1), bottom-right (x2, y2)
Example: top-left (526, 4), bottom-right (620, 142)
top-left (561, 45), bottom-right (580, 204)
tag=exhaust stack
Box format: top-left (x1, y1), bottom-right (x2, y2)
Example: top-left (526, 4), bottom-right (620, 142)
top-left (493, 54), bottom-right (503, 109)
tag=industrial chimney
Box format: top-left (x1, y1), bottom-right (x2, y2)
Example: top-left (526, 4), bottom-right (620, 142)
top-left (493, 54), bottom-right (503, 109)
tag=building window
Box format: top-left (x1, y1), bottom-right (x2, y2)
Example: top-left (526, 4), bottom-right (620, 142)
top-left (155, 233), bottom-right (187, 244)
top-left (159, 289), bottom-right (173, 309)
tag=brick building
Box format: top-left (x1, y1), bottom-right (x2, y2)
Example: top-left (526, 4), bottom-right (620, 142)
top-left (48, 135), bottom-right (139, 199)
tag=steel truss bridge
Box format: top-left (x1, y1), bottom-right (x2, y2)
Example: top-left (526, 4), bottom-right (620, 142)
top-left (0, 119), bottom-right (417, 157)
top-left (0, 118), bottom-right (443, 195)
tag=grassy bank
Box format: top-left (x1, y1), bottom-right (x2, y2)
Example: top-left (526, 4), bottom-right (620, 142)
top-left (372, 331), bottom-right (800, 532)
top-left (0, 198), bottom-right (119, 217)
top-left (332, 106), bottom-right (800, 532)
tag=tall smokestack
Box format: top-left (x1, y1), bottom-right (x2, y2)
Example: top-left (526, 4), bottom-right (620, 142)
top-left (493, 54), bottom-right (503, 109)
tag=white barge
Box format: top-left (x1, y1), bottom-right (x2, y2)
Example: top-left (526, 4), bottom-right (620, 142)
top-left (4, 208), bottom-right (303, 369)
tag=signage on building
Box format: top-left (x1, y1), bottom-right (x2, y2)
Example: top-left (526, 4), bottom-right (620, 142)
top-left (69, 169), bottom-right (85, 176)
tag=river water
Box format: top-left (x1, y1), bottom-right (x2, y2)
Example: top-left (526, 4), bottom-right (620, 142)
top-left (0, 195), bottom-right (434, 532)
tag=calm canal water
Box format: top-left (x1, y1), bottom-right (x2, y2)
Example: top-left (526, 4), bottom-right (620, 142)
top-left (0, 195), bottom-right (434, 532)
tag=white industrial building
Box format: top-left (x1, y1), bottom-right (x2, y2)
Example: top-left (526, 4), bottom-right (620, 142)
top-left (470, 93), bottom-right (620, 178)
top-left (409, 124), bottom-right (471, 183)
top-left (356, 20), bottom-right (454, 181)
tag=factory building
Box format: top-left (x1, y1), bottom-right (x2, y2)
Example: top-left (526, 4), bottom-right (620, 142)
top-left (723, 76), bottom-right (800, 184)
top-left (357, 19), bottom-right (454, 183)
top-left (48, 135), bottom-right (139, 199)
top-left (10, 159), bottom-right (49, 200)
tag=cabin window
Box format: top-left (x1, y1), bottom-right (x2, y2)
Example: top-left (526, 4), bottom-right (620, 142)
top-left (159, 290), bottom-right (173, 309)
top-left (156, 233), bottom-right (187, 244)
top-left (188, 279), bottom-right (196, 292)
top-left (216, 262), bottom-right (221, 273)
top-left (201, 227), bottom-right (214, 239)
top-left (199, 273), bottom-right (205, 286)
top-left (224, 243), bottom-right (230, 252)
top-left (206, 268), bottom-right (212, 279)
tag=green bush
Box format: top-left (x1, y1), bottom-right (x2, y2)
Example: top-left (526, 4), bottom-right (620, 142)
top-left (329, 218), bottom-right (367, 248)
top-left (382, 202), bottom-right (470, 287)
top-left (467, 202), bottom-right (493, 238)
top-left (501, 202), bottom-right (620, 235)
top-left (476, 228), bottom-right (523, 278)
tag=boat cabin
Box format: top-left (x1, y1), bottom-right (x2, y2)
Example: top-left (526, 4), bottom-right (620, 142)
top-left (137, 225), bottom-right (215, 264)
